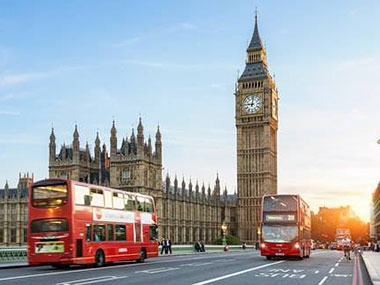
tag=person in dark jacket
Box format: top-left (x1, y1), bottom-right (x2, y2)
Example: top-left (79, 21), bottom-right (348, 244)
top-left (168, 238), bottom-right (172, 254)
top-left (160, 238), bottom-right (167, 255)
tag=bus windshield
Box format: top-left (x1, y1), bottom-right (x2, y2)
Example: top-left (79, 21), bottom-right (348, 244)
top-left (262, 225), bottom-right (298, 243)
top-left (32, 184), bottom-right (68, 207)
top-left (263, 195), bottom-right (297, 212)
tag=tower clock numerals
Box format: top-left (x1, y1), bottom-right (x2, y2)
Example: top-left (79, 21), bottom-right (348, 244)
top-left (242, 94), bottom-right (262, 114)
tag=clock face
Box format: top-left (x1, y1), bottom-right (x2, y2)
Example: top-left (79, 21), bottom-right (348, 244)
top-left (242, 95), bottom-right (262, 114)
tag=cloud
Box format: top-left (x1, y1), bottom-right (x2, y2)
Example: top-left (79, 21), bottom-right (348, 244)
top-left (109, 36), bottom-right (142, 48)
top-left (122, 59), bottom-right (233, 70)
top-left (0, 71), bottom-right (58, 87)
top-left (0, 110), bottom-right (19, 115)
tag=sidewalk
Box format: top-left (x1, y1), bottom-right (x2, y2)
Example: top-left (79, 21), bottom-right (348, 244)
top-left (0, 262), bottom-right (28, 269)
top-left (362, 251), bottom-right (380, 285)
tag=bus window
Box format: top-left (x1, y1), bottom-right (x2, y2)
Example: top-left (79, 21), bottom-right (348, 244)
top-left (86, 224), bottom-right (91, 242)
top-left (113, 192), bottom-right (124, 209)
top-left (31, 219), bottom-right (68, 233)
top-left (104, 190), bottom-right (112, 208)
top-left (136, 197), bottom-right (145, 212)
top-left (90, 189), bottom-right (104, 207)
top-left (32, 184), bottom-right (68, 207)
top-left (115, 225), bottom-right (126, 241)
top-left (93, 225), bottom-right (106, 241)
top-left (74, 185), bottom-right (89, 205)
top-left (107, 225), bottom-right (114, 241)
top-left (145, 198), bottom-right (153, 213)
top-left (124, 194), bottom-right (135, 211)
top-left (150, 225), bottom-right (158, 241)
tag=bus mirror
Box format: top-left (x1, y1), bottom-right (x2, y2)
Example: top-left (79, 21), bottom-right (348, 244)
top-left (84, 195), bottom-right (92, 206)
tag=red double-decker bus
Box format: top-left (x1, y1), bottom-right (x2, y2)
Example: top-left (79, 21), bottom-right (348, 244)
top-left (28, 179), bottom-right (158, 267)
top-left (260, 194), bottom-right (311, 259)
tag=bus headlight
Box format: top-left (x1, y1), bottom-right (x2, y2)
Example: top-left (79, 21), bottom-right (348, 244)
top-left (260, 243), bottom-right (266, 248)
top-left (294, 242), bottom-right (300, 249)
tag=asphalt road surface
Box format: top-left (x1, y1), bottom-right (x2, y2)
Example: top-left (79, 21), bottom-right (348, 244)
top-left (0, 250), bottom-right (371, 285)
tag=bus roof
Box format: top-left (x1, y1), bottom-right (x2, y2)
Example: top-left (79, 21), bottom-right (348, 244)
top-left (32, 178), bottom-right (154, 200)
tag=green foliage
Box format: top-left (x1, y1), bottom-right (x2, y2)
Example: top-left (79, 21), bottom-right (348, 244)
top-left (213, 235), bottom-right (241, 245)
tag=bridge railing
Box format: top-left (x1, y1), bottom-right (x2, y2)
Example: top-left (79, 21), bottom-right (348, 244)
top-left (0, 247), bottom-right (27, 264)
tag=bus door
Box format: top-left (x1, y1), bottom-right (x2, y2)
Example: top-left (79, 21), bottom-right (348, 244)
top-left (135, 214), bottom-right (142, 242)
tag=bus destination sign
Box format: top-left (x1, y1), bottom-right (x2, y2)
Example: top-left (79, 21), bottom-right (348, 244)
top-left (264, 214), bottom-right (296, 222)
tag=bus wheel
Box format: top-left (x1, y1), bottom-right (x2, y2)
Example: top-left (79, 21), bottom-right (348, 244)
top-left (266, 256), bottom-right (272, 260)
top-left (95, 249), bottom-right (105, 267)
top-left (137, 249), bottom-right (146, 263)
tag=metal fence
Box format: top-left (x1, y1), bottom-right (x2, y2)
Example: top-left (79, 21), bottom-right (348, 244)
top-left (0, 248), bottom-right (27, 264)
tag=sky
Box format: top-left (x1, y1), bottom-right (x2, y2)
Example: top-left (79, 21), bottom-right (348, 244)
top-left (1, 0), bottom-right (380, 222)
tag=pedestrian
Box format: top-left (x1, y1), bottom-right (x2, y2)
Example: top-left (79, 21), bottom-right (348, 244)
top-left (168, 238), bottom-right (172, 254)
top-left (255, 241), bottom-right (259, 250)
top-left (200, 241), bottom-right (205, 252)
top-left (242, 242), bottom-right (246, 250)
top-left (160, 238), bottom-right (167, 255)
top-left (194, 241), bottom-right (200, 252)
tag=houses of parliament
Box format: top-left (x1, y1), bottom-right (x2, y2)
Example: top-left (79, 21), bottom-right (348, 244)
top-left (0, 13), bottom-right (278, 245)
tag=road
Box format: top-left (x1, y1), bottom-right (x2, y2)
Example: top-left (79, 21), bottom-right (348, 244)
top-left (0, 250), bottom-right (371, 285)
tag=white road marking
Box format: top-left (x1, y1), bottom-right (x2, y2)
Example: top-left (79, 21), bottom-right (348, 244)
top-left (136, 267), bottom-right (179, 274)
top-left (329, 268), bottom-right (335, 274)
top-left (0, 252), bottom-right (256, 282)
top-left (191, 261), bottom-right (285, 285)
top-left (335, 263), bottom-right (339, 267)
top-left (56, 276), bottom-right (127, 285)
top-left (318, 276), bottom-right (328, 285)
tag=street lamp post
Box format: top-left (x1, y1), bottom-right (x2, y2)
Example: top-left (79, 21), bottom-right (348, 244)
top-left (221, 223), bottom-right (227, 246)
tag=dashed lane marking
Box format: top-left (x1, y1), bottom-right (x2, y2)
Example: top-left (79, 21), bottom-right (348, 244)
top-left (191, 261), bottom-right (285, 285)
top-left (335, 263), bottom-right (339, 267)
top-left (0, 252), bottom-right (257, 282)
top-left (329, 268), bottom-right (335, 274)
top-left (318, 276), bottom-right (328, 285)
top-left (56, 276), bottom-right (127, 285)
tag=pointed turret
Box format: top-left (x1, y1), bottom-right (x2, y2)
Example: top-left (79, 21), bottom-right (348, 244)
top-left (49, 127), bottom-right (56, 164)
top-left (214, 173), bottom-right (221, 196)
top-left (137, 117), bottom-right (144, 146)
top-left (181, 177), bottom-right (186, 196)
top-left (239, 9), bottom-right (269, 81)
top-left (110, 120), bottom-right (117, 158)
top-left (148, 135), bottom-right (152, 155)
top-left (95, 132), bottom-right (101, 162)
top-left (174, 175), bottom-right (178, 195)
top-left (165, 174), bottom-right (171, 193)
top-left (73, 125), bottom-right (80, 162)
top-left (155, 125), bottom-right (162, 163)
top-left (189, 179), bottom-right (193, 197)
top-left (247, 10), bottom-right (263, 52)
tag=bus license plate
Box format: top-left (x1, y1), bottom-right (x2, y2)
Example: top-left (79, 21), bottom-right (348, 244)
top-left (275, 252), bottom-right (285, 256)
top-left (35, 242), bottom-right (64, 253)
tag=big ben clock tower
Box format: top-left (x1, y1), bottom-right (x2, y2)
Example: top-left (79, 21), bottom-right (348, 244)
top-left (235, 12), bottom-right (278, 243)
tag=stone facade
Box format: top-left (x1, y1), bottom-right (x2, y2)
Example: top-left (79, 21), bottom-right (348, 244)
top-left (49, 119), bottom-right (236, 243)
top-left (0, 174), bottom-right (32, 246)
top-left (235, 14), bottom-right (278, 243)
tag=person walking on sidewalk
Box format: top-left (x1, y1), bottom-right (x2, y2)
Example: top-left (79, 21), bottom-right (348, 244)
top-left (160, 238), bottom-right (167, 255)
top-left (167, 238), bottom-right (172, 254)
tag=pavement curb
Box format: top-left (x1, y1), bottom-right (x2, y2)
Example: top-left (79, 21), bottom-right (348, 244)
top-left (362, 253), bottom-right (380, 285)
top-left (0, 263), bottom-right (28, 270)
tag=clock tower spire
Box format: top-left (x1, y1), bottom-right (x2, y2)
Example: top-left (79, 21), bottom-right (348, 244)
top-left (235, 12), bottom-right (279, 244)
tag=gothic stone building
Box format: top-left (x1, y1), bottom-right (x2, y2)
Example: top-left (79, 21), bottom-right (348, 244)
top-left (49, 119), bottom-right (237, 243)
top-left (0, 174), bottom-right (32, 246)
top-left (235, 14), bottom-right (279, 243)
